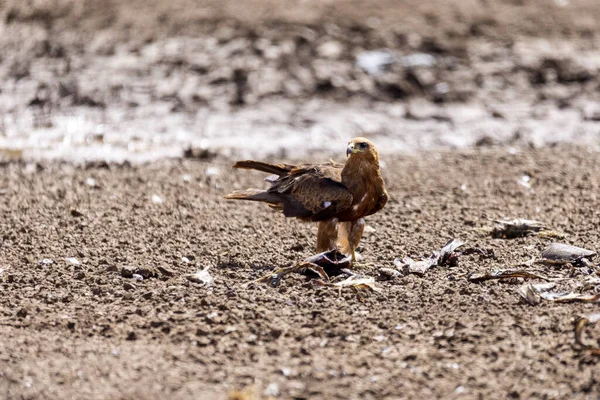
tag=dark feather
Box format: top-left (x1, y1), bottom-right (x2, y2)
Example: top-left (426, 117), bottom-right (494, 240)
top-left (232, 160), bottom-right (294, 176)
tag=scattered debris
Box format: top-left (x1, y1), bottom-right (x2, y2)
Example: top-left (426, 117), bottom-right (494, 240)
top-left (468, 269), bottom-right (551, 283)
top-left (518, 174), bottom-right (532, 190)
top-left (378, 268), bottom-right (402, 280)
top-left (574, 313), bottom-right (600, 356)
top-left (65, 257), bottom-right (81, 265)
top-left (395, 257), bottom-right (432, 276)
top-left (120, 266), bottom-right (135, 278)
top-left (333, 275), bottom-right (380, 291)
top-left (489, 218), bottom-right (546, 239)
top-left (437, 239), bottom-right (465, 266)
top-left (332, 275), bottom-right (380, 300)
top-left (205, 166), bottom-right (220, 177)
top-left (38, 259), bottom-right (55, 266)
top-left (540, 243), bottom-right (596, 265)
top-left (356, 50), bottom-right (395, 75)
top-left (251, 249), bottom-right (352, 287)
top-left (394, 238), bottom-right (464, 276)
top-left (581, 276), bottom-right (600, 290)
top-left (263, 382), bottom-right (280, 397)
top-left (151, 194), bottom-right (164, 204)
top-left (185, 267), bottom-right (213, 287)
top-left (85, 177), bottom-right (97, 187)
top-left (303, 249), bottom-right (352, 277)
top-left (399, 53), bottom-right (436, 68)
top-left (539, 292), bottom-right (600, 303)
top-left (135, 266), bottom-right (160, 279)
top-left (517, 282), bottom-right (557, 305)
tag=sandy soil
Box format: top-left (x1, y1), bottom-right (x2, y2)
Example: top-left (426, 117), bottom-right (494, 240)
top-left (2, 1), bottom-right (600, 399)
top-left (1, 147), bottom-right (600, 399)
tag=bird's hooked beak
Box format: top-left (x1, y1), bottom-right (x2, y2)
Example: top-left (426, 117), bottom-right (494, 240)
top-left (346, 143), bottom-right (355, 157)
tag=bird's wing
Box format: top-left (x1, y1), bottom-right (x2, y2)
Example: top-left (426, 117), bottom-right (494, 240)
top-left (270, 164), bottom-right (353, 221)
top-left (366, 189), bottom-right (389, 216)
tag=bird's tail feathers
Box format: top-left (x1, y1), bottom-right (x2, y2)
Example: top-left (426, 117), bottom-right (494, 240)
top-left (224, 189), bottom-right (279, 203)
top-left (232, 160), bottom-right (293, 175)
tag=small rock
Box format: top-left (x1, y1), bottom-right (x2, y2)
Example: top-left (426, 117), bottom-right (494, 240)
top-left (65, 257), bottom-right (81, 265)
top-left (356, 50), bottom-right (395, 75)
top-left (378, 268), bottom-right (401, 280)
top-left (126, 331), bottom-right (137, 341)
top-left (73, 271), bottom-right (85, 280)
top-left (85, 177), bottom-right (97, 187)
top-left (264, 382), bottom-right (280, 397)
top-left (123, 282), bottom-right (136, 291)
top-left (135, 266), bottom-right (159, 279)
top-left (317, 40), bottom-right (344, 59)
top-left (518, 175), bottom-right (532, 189)
top-left (16, 308), bottom-right (28, 318)
top-left (151, 194), bottom-right (164, 204)
top-left (104, 265), bottom-right (119, 273)
top-left (132, 274), bottom-right (144, 281)
top-left (205, 167), bottom-right (220, 177)
top-left (39, 259), bottom-right (55, 266)
top-left (157, 266), bottom-right (174, 277)
top-left (120, 266), bottom-right (135, 278)
top-left (70, 209), bottom-right (84, 218)
top-left (399, 53), bottom-right (436, 68)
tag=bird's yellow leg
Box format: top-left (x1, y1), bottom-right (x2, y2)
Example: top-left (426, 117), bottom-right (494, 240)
top-left (343, 219), bottom-right (374, 268)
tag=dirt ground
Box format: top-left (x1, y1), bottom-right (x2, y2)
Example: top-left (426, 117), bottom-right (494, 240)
top-left (2, 0), bottom-right (600, 399)
top-left (1, 148), bottom-right (600, 399)
top-left (2, 0), bottom-right (600, 160)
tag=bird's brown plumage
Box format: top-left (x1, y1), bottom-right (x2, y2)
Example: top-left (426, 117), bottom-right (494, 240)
top-left (225, 137), bottom-right (388, 261)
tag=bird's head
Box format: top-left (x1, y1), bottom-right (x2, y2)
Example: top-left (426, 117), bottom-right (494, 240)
top-left (346, 137), bottom-right (379, 164)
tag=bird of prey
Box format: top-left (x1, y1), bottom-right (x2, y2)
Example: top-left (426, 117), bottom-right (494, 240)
top-left (225, 137), bottom-right (388, 263)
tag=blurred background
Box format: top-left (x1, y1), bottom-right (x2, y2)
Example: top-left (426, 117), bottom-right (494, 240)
top-left (0, 0), bottom-right (599, 162)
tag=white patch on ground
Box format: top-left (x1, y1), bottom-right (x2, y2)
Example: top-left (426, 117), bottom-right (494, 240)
top-left (323, 201), bottom-right (332, 208)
